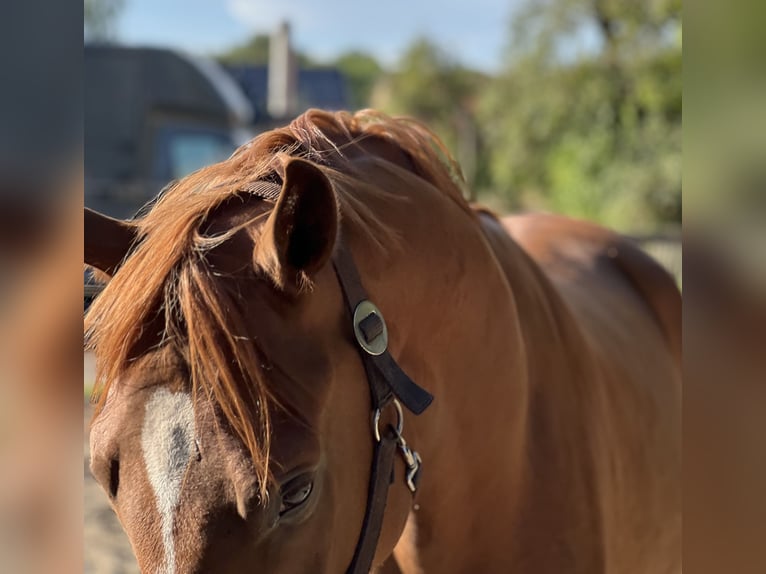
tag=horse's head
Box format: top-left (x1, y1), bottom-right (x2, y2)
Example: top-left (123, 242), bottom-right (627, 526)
top-left (86, 152), bottom-right (421, 573)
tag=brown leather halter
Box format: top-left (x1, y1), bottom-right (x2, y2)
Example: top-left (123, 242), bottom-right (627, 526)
top-left (332, 242), bottom-right (433, 573)
top-left (240, 179), bottom-right (433, 571)
top-left (118, 181), bottom-right (434, 572)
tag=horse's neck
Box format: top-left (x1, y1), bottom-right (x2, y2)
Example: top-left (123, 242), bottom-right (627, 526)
top-left (485, 213), bottom-right (608, 563)
top-left (382, 208), bottom-right (605, 572)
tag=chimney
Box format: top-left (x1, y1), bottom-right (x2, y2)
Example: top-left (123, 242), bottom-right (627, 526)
top-left (267, 21), bottom-right (298, 119)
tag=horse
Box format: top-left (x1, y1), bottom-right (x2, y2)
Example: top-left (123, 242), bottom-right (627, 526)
top-left (85, 109), bottom-right (681, 574)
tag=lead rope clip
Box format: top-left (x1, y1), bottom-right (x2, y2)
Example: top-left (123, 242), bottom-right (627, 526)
top-left (393, 431), bottom-right (422, 494)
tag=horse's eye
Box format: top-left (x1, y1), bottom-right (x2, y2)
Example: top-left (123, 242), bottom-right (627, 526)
top-left (279, 476), bottom-right (314, 515)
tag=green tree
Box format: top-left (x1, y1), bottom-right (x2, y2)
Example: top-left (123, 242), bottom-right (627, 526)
top-left (373, 39), bottom-right (489, 192)
top-left (218, 34), bottom-right (317, 67)
top-left (84, 0), bottom-right (125, 41)
top-left (218, 34), bottom-right (271, 65)
top-left (480, 0), bottom-right (681, 231)
top-left (334, 51), bottom-right (382, 109)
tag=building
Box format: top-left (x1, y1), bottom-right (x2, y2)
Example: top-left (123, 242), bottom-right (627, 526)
top-left (225, 23), bottom-right (350, 128)
top-left (84, 45), bottom-right (253, 218)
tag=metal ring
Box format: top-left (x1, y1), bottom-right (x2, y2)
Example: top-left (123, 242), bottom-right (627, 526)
top-left (372, 399), bottom-right (404, 443)
top-left (353, 300), bottom-right (388, 356)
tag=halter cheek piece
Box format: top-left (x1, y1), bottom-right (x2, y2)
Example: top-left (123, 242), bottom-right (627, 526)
top-left (333, 242), bottom-right (434, 574)
top-left (231, 180), bottom-right (433, 572)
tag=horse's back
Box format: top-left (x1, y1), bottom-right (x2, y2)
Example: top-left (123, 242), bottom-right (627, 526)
top-left (503, 213), bottom-right (680, 364)
top-left (477, 209), bottom-right (681, 573)
top-left (479, 210), bottom-right (681, 450)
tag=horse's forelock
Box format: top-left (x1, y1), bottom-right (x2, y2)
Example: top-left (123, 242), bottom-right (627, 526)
top-left (86, 108), bottom-right (471, 500)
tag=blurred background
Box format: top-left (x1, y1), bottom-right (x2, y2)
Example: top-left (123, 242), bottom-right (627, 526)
top-left (84, 0), bottom-right (682, 277)
top-left (81, 2), bottom-right (683, 570)
top-left (6, 0), bottom-right (766, 572)
top-left (0, 0), bottom-right (763, 572)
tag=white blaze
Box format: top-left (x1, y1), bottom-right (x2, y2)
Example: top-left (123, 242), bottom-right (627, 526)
top-left (142, 389), bottom-right (196, 574)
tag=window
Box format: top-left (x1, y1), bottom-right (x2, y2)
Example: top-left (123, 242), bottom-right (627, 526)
top-left (154, 124), bottom-right (237, 181)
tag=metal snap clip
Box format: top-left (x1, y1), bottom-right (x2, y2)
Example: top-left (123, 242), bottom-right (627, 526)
top-left (395, 434), bottom-right (423, 494)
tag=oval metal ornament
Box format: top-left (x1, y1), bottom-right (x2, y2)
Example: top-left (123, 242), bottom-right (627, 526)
top-left (352, 300), bottom-right (388, 356)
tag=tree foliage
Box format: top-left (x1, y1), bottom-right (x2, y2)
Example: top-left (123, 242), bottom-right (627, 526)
top-left (84, 0), bottom-right (125, 41)
top-left (217, 34), bottom-right (316, 67)
top-left (479, 0), bottom-right (682, 230)
top-left (372, 39), bottom-right (489, 193)
top-left (217, 34), bottom-right (271, 65)
top-left (368, 1), bottom-right (680, 230)
top-left (334, 52), bottom-right (382, 110)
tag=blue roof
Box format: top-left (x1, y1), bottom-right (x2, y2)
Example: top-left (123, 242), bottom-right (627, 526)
top-left (225, 65), bottom-right (350, 122)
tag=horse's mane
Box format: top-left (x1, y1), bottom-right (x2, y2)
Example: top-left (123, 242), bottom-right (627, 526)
top-left (85, 109), bottom-right (471, 497)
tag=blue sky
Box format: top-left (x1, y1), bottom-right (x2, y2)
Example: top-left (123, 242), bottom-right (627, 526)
top-left (116, 0), bottom-right (523, 72)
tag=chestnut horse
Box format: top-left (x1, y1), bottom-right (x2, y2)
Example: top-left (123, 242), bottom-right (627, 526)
top-left (85, 110), bottom-right (680, 573)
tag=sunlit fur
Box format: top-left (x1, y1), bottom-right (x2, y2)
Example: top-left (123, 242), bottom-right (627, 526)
top-left (85, 109), bottom-right (472, 498)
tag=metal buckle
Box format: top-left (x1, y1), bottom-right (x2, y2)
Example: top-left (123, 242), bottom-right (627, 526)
top-left (353, 300), bottom-right (388, 356)
top-left (372, 399), bottom-right (403, 443)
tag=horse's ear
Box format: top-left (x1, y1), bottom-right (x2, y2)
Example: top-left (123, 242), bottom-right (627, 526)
top-left (255, 158), bottom-right (338, 290)
top-left (84, 208), bottom-right (139, 277)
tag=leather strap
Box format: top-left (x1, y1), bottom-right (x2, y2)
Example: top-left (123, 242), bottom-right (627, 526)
top-left (236, 179), bottom-right (432, 573)
top-left (333, 242), bottom-right (434, 414)
top-left (332, 240), bottom-right (433, 574)
top-left (346, 432), bottom-right (398, 573)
